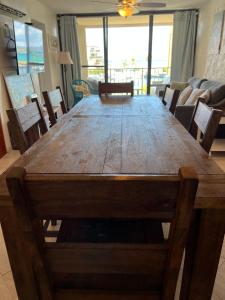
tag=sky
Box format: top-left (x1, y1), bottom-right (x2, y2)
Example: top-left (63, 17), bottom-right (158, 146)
top-left (14, 21), bottom-right (44, 49)
top-left (86, 25), bottom-right (173, 68)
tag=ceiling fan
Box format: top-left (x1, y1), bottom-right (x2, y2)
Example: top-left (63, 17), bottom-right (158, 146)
top-left (91, 0), bottom-right (167, 17)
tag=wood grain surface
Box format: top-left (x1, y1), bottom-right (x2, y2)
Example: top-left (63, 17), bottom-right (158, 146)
top-left (0, 95), bottom-right (225, 209)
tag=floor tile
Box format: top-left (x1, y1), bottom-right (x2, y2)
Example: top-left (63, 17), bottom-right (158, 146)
top-left (0, 151), bottom-right (20, 175)
top-left (2, 272), bottom-right (18, 300)
top-left (0, 227), bottom-right (11, 276)
top-left (0, 274), bottom-right (16, 300)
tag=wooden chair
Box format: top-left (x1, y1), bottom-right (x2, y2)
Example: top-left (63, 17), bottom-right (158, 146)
top-left (6, 167), bottom-right (198, 300)
top-left (99, 81), bottom-right (134, 97)
top-left (189, 99), bottom-right (223, 153)
top-left (162, 86), bottom-right (180, 114)
top-left (7, 99), bottom-right (48, 154)
top-left (42, 86), bottom-right (67, 127)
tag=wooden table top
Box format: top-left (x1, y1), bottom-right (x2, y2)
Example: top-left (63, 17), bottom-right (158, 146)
top-left (1, 95), bottom-right (225, 209)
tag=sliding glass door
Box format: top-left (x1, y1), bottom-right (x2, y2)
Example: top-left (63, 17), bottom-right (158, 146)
top-left (108, 16), bottom-right (149, 95)
top-left (151, 15), bottom-right (173, 95)
top-left (77, 14), bottom-right (173, 95)
top-left (77, 17), bottom-right (105, 83)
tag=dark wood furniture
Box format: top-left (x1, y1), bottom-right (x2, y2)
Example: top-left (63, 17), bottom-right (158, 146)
top-left (162, 86), bottom-right (180, 114)
top-left (0, 95), bottom-right (225, 300)
top-left (99, 81), bottom-right (134, 97)
top-left (189, 99), bottom-right (223, 153)
top-left (43, 87), bottom-right (67, 127)
top-left (6, 166), bottom-right (198, 300)
top-left (6, 98), bottom-right (47, 154)
top-left (0, 113), bottom-right (6, 158)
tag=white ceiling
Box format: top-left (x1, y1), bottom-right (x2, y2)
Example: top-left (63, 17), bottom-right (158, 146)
top-left (39, 0), bottom-right (209, 14)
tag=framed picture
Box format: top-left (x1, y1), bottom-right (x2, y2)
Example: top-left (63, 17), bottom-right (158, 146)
top-left (4, 73), bottom-right (35, 109)
top-left (208, 11), bottom-right (224, 55)
top-left (48, 34), bottom-right (58, 51)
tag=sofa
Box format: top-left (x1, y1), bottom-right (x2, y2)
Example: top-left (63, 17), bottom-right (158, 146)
top-left (173, 77), bottom-right (225, 130)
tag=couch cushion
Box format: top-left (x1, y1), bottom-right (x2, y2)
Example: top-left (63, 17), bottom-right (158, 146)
top-left (170, 81), bottom-right (188, 91)
top-left (185, 88), bottom-right (205, 106)
top-left (200, 80), bottom-right (225, 105)
top-left (188, 77), bottom-right (207, 89)
top-left (177, 86), bottom-right (193, 105)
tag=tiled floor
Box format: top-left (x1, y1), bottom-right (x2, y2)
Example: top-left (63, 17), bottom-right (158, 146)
top-left (0, 151), bottom-right (20, 175)
top-left (0, 143), bottom-right (225, 299)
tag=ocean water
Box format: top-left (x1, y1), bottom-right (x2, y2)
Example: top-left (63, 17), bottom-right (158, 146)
top-left (17, 51), bottom-right (44, 64)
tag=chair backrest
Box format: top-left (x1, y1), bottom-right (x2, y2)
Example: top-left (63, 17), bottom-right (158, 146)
top-left (189, 99), bottom-right (223, 153)
top-left (6, 99), bottom-right (47, 154)
top-left (163, 87), bottom-right (180, 114)
top-left (6, 167), bottom-right (198, 300)
top-left (99, 81), bottom-right (134, 97)
top-left (43, 87), bottom-right (67, 127)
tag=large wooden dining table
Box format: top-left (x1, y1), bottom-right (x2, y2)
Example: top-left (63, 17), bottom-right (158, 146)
top-left (1, 95), bottom-right (225, 299)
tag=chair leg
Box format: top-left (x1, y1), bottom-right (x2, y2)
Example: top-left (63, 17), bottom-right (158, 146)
top-left (51, 220), bottom-right (57, 226)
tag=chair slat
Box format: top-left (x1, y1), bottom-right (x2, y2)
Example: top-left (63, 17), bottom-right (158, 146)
top-left (99, 81), bottom-right (134, 96)
top-left (16, 102), bottom-right (41, 132)
top-left (193, 101), bottom-right (213, 134)
top-left (163, 87), bottom-right (180, 114)
top-left (48, 89), bottom-right (63, 106)
top-left (55, 290), bottom-right (160, 300)
top-left (45, 243), bottom-right (167, 290)
top-left (189, 99), bottom-right (223, 153)
top-left (6, 100), bottom-right (47, 154)
top-left (45, 243), bottom-right (167, 274)
top-left (26, 175), bottom-right (180, 219)
top-left (43, 87), bottom-right (67, 127)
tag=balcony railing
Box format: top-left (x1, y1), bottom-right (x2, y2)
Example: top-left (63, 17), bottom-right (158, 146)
top-left (81, 66), bottom-right (171, 95)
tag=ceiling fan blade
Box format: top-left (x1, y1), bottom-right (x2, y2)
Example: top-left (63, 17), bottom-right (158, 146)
top-left (91, 1), bottom-right (117, 5)
top-left (133, 7), bottom-right (141, 15)
top-left (136, 2), bottom-right (166, 8)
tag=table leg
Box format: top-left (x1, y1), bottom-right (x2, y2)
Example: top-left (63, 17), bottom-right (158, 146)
top-left (180, 209), bottom-right (225, 300)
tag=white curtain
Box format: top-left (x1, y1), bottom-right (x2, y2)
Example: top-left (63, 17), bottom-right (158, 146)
top-left (171, 11), bottom-right (197, 82)
top-left (59, 16), bottom-right (81, 109)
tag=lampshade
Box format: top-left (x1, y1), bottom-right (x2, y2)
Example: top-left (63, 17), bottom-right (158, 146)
top-left (118, 5), bottom-right (134, 17)
top-left (56, 51), bottom-right (73, 65)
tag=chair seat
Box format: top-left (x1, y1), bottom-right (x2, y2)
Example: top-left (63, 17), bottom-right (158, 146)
top-left (57, 219), bottom-right (164, 243)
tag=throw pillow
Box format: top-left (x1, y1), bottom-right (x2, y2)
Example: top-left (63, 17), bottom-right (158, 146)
top-left (170, 81), bottom-right (189, 91)
top-left (177, 86), bottom-right (193, 105)
top-left (185, 89), bottom-right (206, 106)
top-left (200, 89), bottom-right (211, 103)
top-left (73, 84), bottom-right (90, 97)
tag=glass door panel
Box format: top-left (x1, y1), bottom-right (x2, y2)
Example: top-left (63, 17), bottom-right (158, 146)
top-left (108, 16), bottom-right (149, 95)
top-left (151, 14), bottom-right (174, 95)
top-left (77, 17), bottom-right (105, 84)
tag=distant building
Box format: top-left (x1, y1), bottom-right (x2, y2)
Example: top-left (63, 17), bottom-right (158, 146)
top-left (87, 46), bottom-right (104, 66)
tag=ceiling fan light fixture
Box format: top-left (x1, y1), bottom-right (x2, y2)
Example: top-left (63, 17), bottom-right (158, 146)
top-left (118, 5), bottom-right (134, 17)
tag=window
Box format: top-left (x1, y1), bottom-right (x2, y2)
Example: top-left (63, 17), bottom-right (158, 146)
top-left (77, 14), bottom-right (173, 95)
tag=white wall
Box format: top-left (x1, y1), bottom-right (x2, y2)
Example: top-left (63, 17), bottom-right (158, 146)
top-left (195, 0), bottom-right (225, 80)
top-left (0, 0), bottom-right (61, 151)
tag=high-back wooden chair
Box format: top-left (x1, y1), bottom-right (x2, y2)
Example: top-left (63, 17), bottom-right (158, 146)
top-left (6, 167), bottom-right (198, 300)
top-left (7, 99), bottom-right (47, 154)
top-left (99, 81), bottom-right (134, 97)
top-left (162, 87), bottom-right (180, 114)
top-left (189, 99), bottom-right (223, 153)
top-left (42, 87), bottom-right (67, 127)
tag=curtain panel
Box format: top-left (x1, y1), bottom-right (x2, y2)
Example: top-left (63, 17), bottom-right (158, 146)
top-left (59, 16), bottom-right (81, 109)
top-left (171, 11), bottom-right (197, 82)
